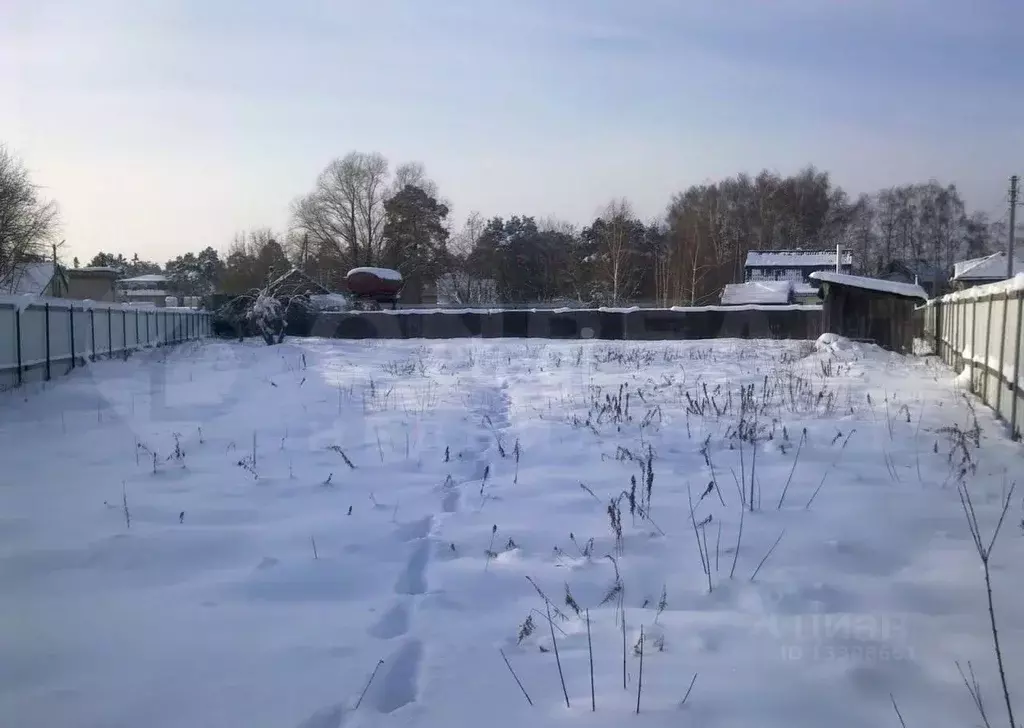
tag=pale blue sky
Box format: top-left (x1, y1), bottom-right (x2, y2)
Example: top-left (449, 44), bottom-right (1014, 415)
top-left (3, 0), bottom-right (1022, 263)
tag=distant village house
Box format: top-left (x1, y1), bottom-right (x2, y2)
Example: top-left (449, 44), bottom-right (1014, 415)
top-left (950, 252), bottom-right (1023, 290)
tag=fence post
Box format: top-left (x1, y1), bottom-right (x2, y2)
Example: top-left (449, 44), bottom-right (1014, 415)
top-left (134, 310), bottom-right (139, 347)
top-left (963, 300), bottom-right (969, 371)
top-left (967, 300), bottom-right (975, 380)
top-left (1012, 293), bottom-right (1024, 441)
top-left (107, 307), bottom-right (113, 359)
top-left (69, 305), bottom-right (76, 370)
top-left (90, 309), bottom-right (96, 360)
top-left (983, 296), bottom-right (994, 404)
top-left (44, 303), bottom-right (51, 381)
top-left (996, 294), bottom-right (1009, 416)
top-left (946, 296), bottom-right (954, 362)
top-left (946, 301), bottom-right (954, 366)
top-left (121, 309), bottom-right (127, 359)
top-left (15, 308), bottom-right (23, 387)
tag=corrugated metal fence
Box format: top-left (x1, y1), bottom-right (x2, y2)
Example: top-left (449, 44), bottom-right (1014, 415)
top-left (921, 277), bottom-right (1024, 440)
top-left (0, 296), bottom-right (211, 391)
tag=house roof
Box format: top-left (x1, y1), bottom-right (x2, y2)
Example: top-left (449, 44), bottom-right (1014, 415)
top-left (720, 281), bottom-right (793, 305)
top-left (952, 253), bottom-right (1023, 281)
top-left (71, 266), bottom-right (120, 278)
top-left (267, 267), bottom-right (332, 296)
top-left (882, 258), bottom-right (946, 283)
top-left (810, 271), bottom-right (928, 300)
top-left (0, 261), bottom-right (65, 295)
top-left (746, 250), bottom-right (853, 268)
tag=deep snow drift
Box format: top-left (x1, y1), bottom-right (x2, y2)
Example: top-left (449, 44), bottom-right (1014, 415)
top-left (1, 337), bottom-right (1021, 728)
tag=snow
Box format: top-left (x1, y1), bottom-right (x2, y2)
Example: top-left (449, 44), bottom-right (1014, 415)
top-left (349, 267), bottom-right (403, 282)
top-left (309, 293), bottom-right (353, 312)
top-left (120, 273), bottom-right (169, 284)
top-left (74, 266), bottom-right (120, 274)
top-left (248, 293), bottom-right (284, 343)
top-left (953, 253), bottom-right (1024, 282)
top-left (810, 271), bottom-right (928, 300)
top-left (1, 338), bottom-right (1022, 728)
top-left (746, 250), bottom-right (853, 268)
top-left (720, 281), bottom-right (793, 305)
top-left (814, 332), bottom-right (856, 353)
top-left (936, 274), bottom-right (1024, 303)
top-left (124, 288), bottom-right (169, 297)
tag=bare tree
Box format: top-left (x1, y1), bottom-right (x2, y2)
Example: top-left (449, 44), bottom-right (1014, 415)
top-left (590, 198), bottom-right (641, 306)
top-left (0, 144), bottom-right (61, 284)
top-left (290, 152), bottom-right (390, 272)
top-left (392, 161), bottom-right (438, 199)
top-left (451, 211), bottom-right (486, 258)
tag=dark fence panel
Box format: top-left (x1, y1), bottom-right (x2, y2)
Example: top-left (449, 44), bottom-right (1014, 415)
top-left (315, 306), bottom-right (823, 343)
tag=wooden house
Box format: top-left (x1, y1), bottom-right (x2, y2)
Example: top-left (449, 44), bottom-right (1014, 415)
top-left (745, 249), bottom-right (854, 287)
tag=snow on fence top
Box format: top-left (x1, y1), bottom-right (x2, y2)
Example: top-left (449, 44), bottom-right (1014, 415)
top-left (932, 273), bottom-right (1024, 304)
top-left (720, 281), bottom-right (793, 305)
top-left (347, 267), bottom-right (402, 281)
top-left (809, 271), bottom-right (928, 300)
top-left (745, 250), bottom-right (853, 267)
top-left (0, 294), bottom-right (210, 312)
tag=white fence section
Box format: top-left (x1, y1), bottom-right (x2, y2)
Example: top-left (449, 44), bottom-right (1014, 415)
top-left (0, 296), bottom-right (211, 390)
top-left (921, 276), bottom-right (1024, 440)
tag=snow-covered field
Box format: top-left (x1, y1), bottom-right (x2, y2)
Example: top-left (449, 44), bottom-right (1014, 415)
top-left (1, 336), bottom-right (1022, 728)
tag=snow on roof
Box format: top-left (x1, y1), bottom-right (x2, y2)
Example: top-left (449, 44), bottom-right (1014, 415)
top-left (810, 271), bottom-right (928, 300)
top-left (348, 266), bottom-right (402, 281)
top-left (119, 273), bottom-right (168, 283)
top-left (746, 250), bottom-right (853, 267)
top-left (792, 282), bottom-right (818, 295)
top-left (74, 266), bottom-right (121, 274)
top-left (0, 261), bottom-right (58, 295)
top-left (123, 288), bottom-right (169, 297)
top-left (952, 253), bottom-right (1023, 281)
top-left (720, 281), bottom-right (793, 305)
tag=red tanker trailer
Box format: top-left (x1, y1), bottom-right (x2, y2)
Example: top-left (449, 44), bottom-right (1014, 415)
top-left (345, 267), bottom-right (403, 310)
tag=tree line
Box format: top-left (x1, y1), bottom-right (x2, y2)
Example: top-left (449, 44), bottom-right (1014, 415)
top-left (2, 143), bottom-right (1011, 304)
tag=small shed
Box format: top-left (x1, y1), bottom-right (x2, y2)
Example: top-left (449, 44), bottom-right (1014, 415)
top-left (810, 271), bottom-right (928, 354)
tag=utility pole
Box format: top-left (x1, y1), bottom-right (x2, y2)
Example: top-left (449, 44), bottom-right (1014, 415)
top-left (1009, 175), bottom-right (1018, 279)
